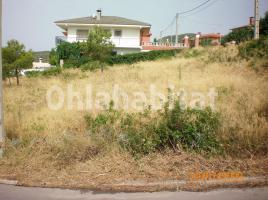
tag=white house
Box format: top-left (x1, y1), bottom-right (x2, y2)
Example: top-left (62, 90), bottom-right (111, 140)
top-left (32, 58), bottom-right (51, 69)
top-left (55, 10), bottom-right (152, 55)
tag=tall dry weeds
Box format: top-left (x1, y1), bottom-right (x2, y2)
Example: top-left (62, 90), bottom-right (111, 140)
top-left (1, 47), bottom-right (268, 170)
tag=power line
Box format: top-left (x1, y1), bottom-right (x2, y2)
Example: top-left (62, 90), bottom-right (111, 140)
top-left (181, 16), bottom-right (223, 27)
top-left (178, 0), bottom-right (212, 15)
top-left (161, 16), bottom-right (176, 34)
top-left (174, 0), bottom-right (219, 43)
top-left (160, 0), bottom-right (218, 41)
top-left (180, 0), bottom-right (220, 18)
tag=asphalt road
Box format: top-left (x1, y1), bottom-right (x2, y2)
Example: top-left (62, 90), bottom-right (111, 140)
top-left (0, 184), bottom-right (267, 200)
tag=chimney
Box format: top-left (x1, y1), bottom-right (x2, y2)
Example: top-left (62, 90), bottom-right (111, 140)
top-left (96, 9), bottom-right (102, 20)
top-left (249, 17), bottom-right (255, 26)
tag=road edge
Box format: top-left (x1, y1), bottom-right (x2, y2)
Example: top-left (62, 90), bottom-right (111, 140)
top-left (1, 176), bottom-right (267, 192)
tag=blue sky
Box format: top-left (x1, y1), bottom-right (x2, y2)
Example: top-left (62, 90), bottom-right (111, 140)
top-left (3, 0), bottom-right (268, 51)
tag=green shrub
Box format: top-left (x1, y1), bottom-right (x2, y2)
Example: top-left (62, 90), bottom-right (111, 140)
top-left (107, 49), bottom-right (180, 65)
top-left (200, 38), bottom-right (213, 47)
top-left (56, 41), bottom-right (84, 61)
top-left (182, 48), bottom-right (204, 58)
top-left (42, 67), bottom-right (62, 76)
top-left (63, 56), bottom-right (92, 68)
top-left (118, 113), bottom-right (160, 155)
top-left (222, 27), bottom-right (254, 44)
top-left (84, 111), bottom-right (122, 148)
top-left (84, 100), bottom-right (221, 155)
top-left (26, 67), bottom-right (62, 78)
top-left (161, 101), bottom-right (221, 153)
top-left (207, 46), bottom-right (239, 63)
top-left (49, 48), bottom-right (58, 65)
top-left (80, 60), bottom-right (103, 71)
top-left (25, 71), bottom-right (42, 77)
top-left (238, 36), bottom-right (268, 60)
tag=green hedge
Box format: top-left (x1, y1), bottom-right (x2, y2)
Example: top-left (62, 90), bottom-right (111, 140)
top-left (63, 56), bottom-right (92, 68)
top-left (107, 49), bottom-right (181, 65)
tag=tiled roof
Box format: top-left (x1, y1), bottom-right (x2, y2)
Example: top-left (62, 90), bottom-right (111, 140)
top-left (55, 16), bottom-right (151, 26)
top-left (200, 33), bottom-right (222, 39)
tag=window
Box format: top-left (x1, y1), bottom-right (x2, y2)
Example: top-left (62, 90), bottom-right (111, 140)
top-left (114, 30), bottom-right (122, 37)
top-left (76, 30), bottom-right (88, 38)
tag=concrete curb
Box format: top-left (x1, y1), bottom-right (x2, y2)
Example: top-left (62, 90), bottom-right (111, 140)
top-left (0, 179), bottom-right (18, 185)
top-left (101, 176), bottom-right (268, 192)
top-left (0, 176), bottom-right (267, 192)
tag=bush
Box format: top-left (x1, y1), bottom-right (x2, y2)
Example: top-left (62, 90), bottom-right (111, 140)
top-left (84, 100), bottom-right (221, 155)
top-left (26, 67), bottom-right (62, 78)
top-left (207, 46), bottom-right (239, 63)
top-left (182, 48), bottom-right (204, 58)
top-left (107, 50), bottom-right (180, 65)
top-left (49, 48), bottom-right (58, 65)
top-left (238, 36), bottom-right (268, 60)
top-left (25, 71), bottom-right (42, 77)
top-left (56, 42), bottom-right (84, 61)
top-left (80, 60), bottom-right (103, 71)
top-left (42, 67), bottom-right (62, 76)
top-left (200, 38), bottom-right (213, 47)
top-left (161, 101), bottom-right (221, 153)
top-left (63, 56), bottom-right (92, 68)
top-left (222, 27), bottom-right (254, 44)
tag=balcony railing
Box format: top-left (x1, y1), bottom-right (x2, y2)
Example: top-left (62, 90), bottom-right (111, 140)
top-left (55, 36), bottom-right (188, 49)
top-left (55, 36), bottom-right (141, 48)
top-left (110, 37), bottom-right (140, 48)
top-left (141, 42), bottom-right (187, 48)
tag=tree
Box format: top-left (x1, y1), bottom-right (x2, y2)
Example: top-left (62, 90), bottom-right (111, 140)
top-left (2, 40), bottom-right (33, 85)
top-left (49, 48), bottom-right (58, 65)
top-left (222, 27), bottom-right (254, 44)
top-left (260, 11), bottom-right (268, 36)
top-left (85, 27), bottom-right (114, 72)
top-left (222, 12), bottom-right (268, 45)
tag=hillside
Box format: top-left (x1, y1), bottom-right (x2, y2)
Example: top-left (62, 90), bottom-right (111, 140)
top-left (33, 51), bottom-right (50, 62)
top-left (1, 46), bottom-right (267, 190)
top-left (160, 33), bottom-right (196, 43)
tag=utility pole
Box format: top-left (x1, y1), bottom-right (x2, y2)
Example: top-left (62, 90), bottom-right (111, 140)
top-left (254, 0), bottom-right (260, 39)
top-left (175, 13), bottom-right (179, 44)
top-left (160, 31), bottom-right (163, 44)
top-left (0, 0), bottom-right (4, 159)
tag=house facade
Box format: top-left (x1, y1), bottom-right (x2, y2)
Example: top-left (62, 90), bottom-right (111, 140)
top-left (55, 10), bottom-right (152, 54)
top-left (199, 33), bottom-right (222, 46)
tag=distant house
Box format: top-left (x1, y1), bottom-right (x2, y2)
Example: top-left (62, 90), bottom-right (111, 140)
top-left (55, 10), bottom-right (152, 55)
top-left (32, 58), bottom-right (51, 69)
top-left (199, 33), bottom-right (223, 46)
top-left (230, 17), bottom-right (255, 32)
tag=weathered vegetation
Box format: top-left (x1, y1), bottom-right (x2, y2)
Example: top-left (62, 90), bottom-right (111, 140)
top-left (2, 40), bottom-right (34, 85)
top-left (1, 41), bottom-right (268, 187)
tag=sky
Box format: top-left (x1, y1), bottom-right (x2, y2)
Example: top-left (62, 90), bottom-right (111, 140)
top-left (3, 0), bottom-right (268, 51)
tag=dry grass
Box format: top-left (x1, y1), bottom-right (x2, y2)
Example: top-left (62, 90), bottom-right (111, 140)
top-left (1, 47), bottom-right (268, 187)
